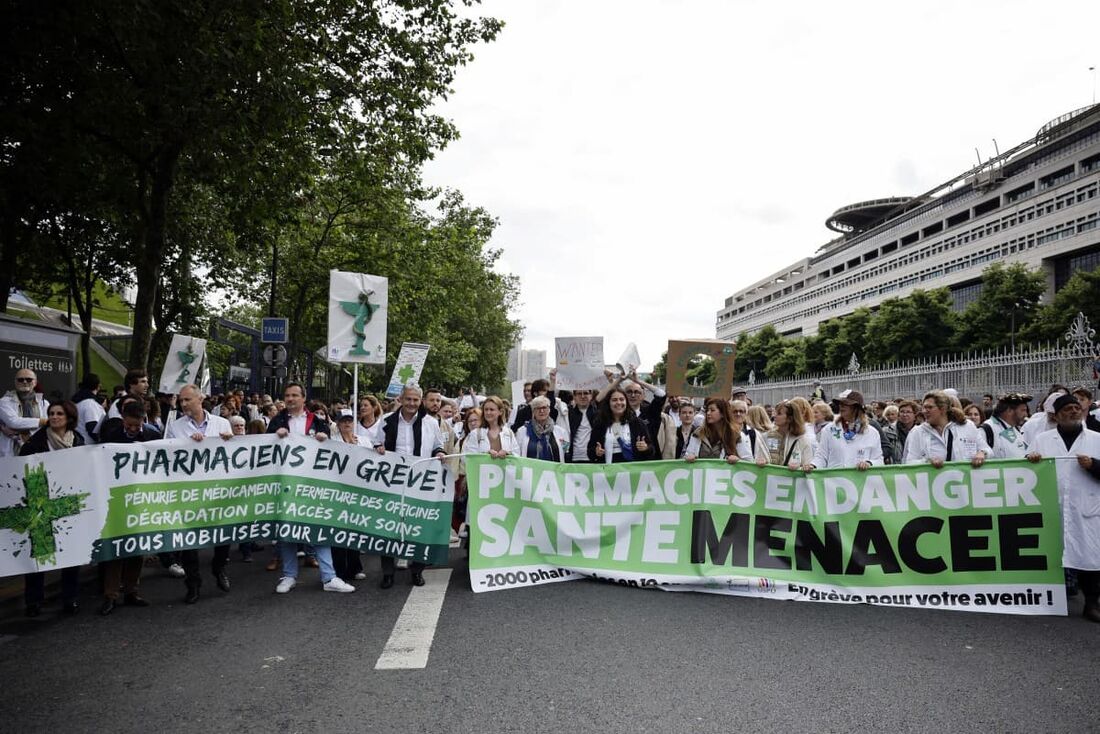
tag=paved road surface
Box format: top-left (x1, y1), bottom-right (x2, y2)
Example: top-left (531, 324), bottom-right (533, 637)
top-left (1, 548), bottom-right (1098, 733)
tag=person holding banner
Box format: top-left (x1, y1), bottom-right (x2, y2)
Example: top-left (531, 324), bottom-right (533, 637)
top-left (375, 384), bottom-right (446, 587)
top-left (684, 398), bottom-right (764, 464)
top-left (588, 388), bottom-right (653, 463)
top-left (355, 395), bottom-right (384, 445)
top-left (564, 389), bottom-right (598, 463)
top-left (1027, 393), bottom-right (1100, 622)
top-left (672, 401), bottom-right (697, 459)
top-left (462, 397), bottom-right (518, 458)
top-left (98, 401), bottom-right (161, 615)
top-left (19, 400), bottom-right (84, 617)
top-left (763, 401), bottom-right (814, 470)
top-left (903, 390), bottom-right (990, 468)
top-left (516, 395), bottom-right (570, 462)
top-left (268, 382), bottom-right (356, 594)
top-left (809, 390), bottom-right (882, 470)
top-left (598, 371), bottom-right (667, 450)
top-left (982, 392), bottom-right (1032, 459)
top-left (165, 384), bottom-right (234, 604)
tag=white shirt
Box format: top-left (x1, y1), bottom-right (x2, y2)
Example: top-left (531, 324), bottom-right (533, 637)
top-left (395, 413), bottom-right (417, 455)
top-left (1022, 412), bottom-right (1055, 449)
top-left (355, 419), bottom-right (383, 446)
top-left (287, 412), bottom-right (308, 436)
top-left (75, 397), bottom-right (106, 445)
top-left (462, 426), bottom-right (519, 456)
top-left (165, 411), bottom-right (232, 439)
top-left (813, 420), bottom-right (884, 468)
top-left (903, 421), bottom-right (990, 464)
top-left (982, 416), bottom-right (1030, 459)
top-left (573, 410), bottom-right (592, 462)
top-left (336, 432), bottom-right (372, 447)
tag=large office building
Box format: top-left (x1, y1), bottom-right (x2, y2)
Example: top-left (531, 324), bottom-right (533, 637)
top-left (716, 104), bottom-right (1100, 340)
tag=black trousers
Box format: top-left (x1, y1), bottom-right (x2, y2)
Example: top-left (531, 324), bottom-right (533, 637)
top-left (24, 568), bottom-right (80, 606)
top-left (1076, 569), bottom-right (1100, 602)
top-left (180, 545), bottom-right (230, 588)
top-left (332, 547), bottom-right (363, 581)
top-left (380, 556), bottom-right (425, 575)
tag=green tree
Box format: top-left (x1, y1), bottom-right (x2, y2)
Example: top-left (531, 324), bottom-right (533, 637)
top-left (651, 351), bottom-right (668, 384)
top-left (955, 263), bottom-right (1045, 351)
top-left (865, 288), bottom-right (956, 363)
top-left (1, 1), bottom-right (503, 369)
top-left (765, 340), bottom-right (805, 379)
top-left (1024, 268), bottom-right (1100, 345)
top-left (824, 307), bottom-right (872, 371)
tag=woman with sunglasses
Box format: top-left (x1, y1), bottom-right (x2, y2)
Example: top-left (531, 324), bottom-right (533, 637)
top-left (19, 400), bottom-right (84, 617)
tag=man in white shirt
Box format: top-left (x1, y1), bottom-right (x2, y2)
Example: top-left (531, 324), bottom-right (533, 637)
top-left (0, 369), bottom-right (49, 456)
top-left (72, 373), bottom-right (106, 444)
top-left (376, 384), bottom-right (445, 587)
top-left (165, 384), bottom-right (234, 604)
top-left (267, 382), bottom-right (355, 595)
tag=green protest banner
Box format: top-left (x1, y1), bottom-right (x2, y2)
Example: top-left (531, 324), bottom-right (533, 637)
top-left (466, 456), bottom-right (1067, 615)
top-left (0, 436), bottom-right (453, 576)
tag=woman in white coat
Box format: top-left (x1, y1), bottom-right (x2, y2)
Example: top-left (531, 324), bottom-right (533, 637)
top-left (903, 390), bottom-right (989, 468)
top-left (1027, 393), bottom-right (1100, 623)
top-left (462, 396), bottom-right (518, 458)
top-left (810, 390), bottom-right (882, 470)
top-left (515, 395), bottom-right (569, 462)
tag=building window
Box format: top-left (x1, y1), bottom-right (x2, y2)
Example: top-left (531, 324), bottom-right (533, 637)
top-left (950, 282), bottom-right (983, 311)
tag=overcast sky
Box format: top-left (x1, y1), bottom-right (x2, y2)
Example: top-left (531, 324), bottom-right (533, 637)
top-left (422, 0), bottom-right (1099, 372)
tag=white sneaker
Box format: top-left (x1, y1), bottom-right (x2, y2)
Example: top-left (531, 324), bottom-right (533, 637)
top-left (323, 577), bottom-right (356, 593)
top-left (275, 576), bottom-right (297, 594)
top-left (458, 522), bottom-right (469, 539)
top-left (353, 572), bottom-right (367, 580)
top-left (167, 563), bottom-right (186, 578)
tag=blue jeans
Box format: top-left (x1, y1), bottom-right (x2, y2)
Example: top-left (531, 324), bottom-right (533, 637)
top-left (279, 543), bottom-right (335, 583)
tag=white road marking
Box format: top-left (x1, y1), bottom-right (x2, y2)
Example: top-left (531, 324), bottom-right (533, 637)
top-left (374, 569), bottom-right (452, 670)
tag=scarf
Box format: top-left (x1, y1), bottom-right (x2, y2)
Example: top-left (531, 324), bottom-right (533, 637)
top-left (16, 390), bottom-right (41, 419)
top-left (46, 428), bottom-right (75, 451)
top-left (605, 422), bottom-right (634, 464)
top-left (840, 417), bottom-right (864, 441)
top-left (526, 419), bottom-right (556, 461)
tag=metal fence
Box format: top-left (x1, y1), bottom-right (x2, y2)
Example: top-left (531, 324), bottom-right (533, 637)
top-left (745, 313), bottom-right (1099, 408)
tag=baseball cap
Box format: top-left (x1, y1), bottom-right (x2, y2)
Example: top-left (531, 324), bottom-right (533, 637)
top-left (337, 408), bottom-right (355, 420)
top-left (837, 390), bottom-right (864, 407)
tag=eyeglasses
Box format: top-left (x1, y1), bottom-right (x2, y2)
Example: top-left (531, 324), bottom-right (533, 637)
top-left (15, 377), bottom-right (34, 383)
top-left (625, 390), bottom-right (643, 396)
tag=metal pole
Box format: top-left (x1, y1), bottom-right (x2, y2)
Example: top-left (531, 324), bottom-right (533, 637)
top-left (268, 241), bottom-right (278, 317)
top-left (352, 364), bottom-right (358, 419)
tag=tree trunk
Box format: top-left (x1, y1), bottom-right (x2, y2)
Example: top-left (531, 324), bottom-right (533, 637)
top-left (130, 146), bottom-right (180, 369)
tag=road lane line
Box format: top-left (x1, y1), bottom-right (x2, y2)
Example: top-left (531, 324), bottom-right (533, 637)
top-left (374, 568), bottom-right (452, 670)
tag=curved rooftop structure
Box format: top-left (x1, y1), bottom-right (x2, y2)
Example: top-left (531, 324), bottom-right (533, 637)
top-left (825, 196), bottom-right (914, 234)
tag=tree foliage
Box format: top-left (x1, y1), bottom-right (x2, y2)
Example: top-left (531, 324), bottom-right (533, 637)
top-left (1, 1), bottom-right (517, 392)
top-left (954, 263), bottom-right (1045, 351)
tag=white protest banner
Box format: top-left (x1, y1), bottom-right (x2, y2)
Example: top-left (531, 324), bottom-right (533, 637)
top-left (385, 342), bottom-right (431, 397)
top-left (327, 269), bottom-right (388, 364)
top-left (157, 335), bottom-right (207, 394)
top-left (554, 336), bottom-right (605, 390)
top-left (617, 342), bottom-right (642, 374)
top-left (0, 435), bottom-right (453, 578)
top-left (510, 379), bottom-right (526, 409)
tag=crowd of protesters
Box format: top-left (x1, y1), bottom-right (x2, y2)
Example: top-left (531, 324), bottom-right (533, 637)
top-left (4, 363), bottom-right (1100, 624)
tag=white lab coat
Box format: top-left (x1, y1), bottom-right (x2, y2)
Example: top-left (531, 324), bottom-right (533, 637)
top-left (1034, 426), bottom-right (1100, 570)
top-left (0, 391), bottom-right (49, 457)
top-left (902, 421), bottom-right (990, 464)
top-left (813, 420), bottom-right (884, 468)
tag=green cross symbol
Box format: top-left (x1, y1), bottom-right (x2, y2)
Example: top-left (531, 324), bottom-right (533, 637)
top-left (0, 464), bottom-right (89, 565)
top-left (397, 364), bottom-right (415, 382)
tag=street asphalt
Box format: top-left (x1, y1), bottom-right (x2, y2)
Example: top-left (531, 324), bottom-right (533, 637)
top-left (1, 547), bottom-right (1098, 734)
